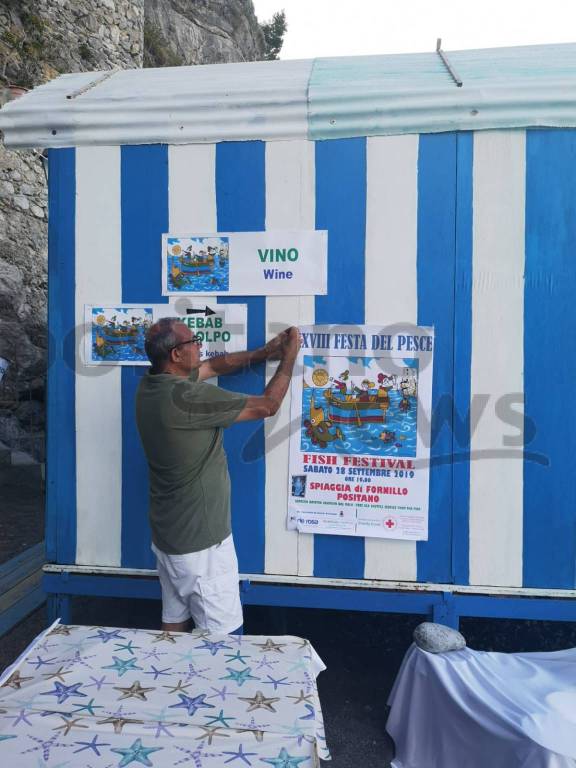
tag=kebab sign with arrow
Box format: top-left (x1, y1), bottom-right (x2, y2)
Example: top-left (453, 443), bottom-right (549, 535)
top-left (154, 299), bottom-right (248, 361)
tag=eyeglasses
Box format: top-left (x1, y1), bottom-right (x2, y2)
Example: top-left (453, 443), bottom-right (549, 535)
top-left (170, 335), bottom-right (202, 352)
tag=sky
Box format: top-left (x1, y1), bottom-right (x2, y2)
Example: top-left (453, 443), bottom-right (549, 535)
top-left (253, 0), bottom-right (576, 59)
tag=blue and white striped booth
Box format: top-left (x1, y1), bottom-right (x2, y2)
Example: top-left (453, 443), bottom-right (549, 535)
top-left (3, 43), bottom-right (576, 625)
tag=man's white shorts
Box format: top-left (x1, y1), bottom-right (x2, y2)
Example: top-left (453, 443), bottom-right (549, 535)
top-left (152, 534), bottom-right (243, 634)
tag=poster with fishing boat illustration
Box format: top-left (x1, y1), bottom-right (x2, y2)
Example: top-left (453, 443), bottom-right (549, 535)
top-left (165, 236), bottom-right (230, 293)
top-left (288, 324), bottom-right (434, 541)
top-left (162, 230), bottom-right (327, 296)
top-left (84, 305), bottom-right (153, 365)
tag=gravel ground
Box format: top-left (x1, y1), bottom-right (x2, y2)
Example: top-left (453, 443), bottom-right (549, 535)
top-left (0, 464), bottom-right (44, 564)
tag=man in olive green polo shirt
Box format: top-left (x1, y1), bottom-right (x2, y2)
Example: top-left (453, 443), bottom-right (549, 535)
top-left (136, 318), bottom-right (299, 635)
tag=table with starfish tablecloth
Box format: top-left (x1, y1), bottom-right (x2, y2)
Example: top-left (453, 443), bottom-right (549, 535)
top-left (0, 621), bottom-right (330, 767)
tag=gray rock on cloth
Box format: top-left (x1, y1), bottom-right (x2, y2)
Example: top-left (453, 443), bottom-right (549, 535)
top-left (413, 622), bottom-right (466, 653)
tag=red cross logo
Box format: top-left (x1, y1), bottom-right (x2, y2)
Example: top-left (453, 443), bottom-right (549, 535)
top-left (384, 517), bottom-right (397, 530)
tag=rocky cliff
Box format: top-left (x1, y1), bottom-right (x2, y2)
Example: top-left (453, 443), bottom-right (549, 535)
top-left (0, 0), bottom-right (268, 458)
top-left (145, 0), bottom-right (265, 67)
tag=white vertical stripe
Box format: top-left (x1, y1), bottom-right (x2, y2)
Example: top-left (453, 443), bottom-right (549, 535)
top-left (75, 147), bottom-right (122, 566)
top-left (169, 145), bottom-right (216, 231)
top-left (363, 135), bottom-right (419, 581)
top-left (264, 140), bottom-right (315, 576)
top-left (469, 130), bottom-right (525, 587)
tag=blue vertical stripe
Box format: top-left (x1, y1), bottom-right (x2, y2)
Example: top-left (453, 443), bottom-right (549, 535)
top-left (416, 133), bottom-right (457, 583)
top-left (524, 130), bottom-right (576, 588)
top-left (313, 138), bottom-right (366, 579)
top-left (120, 145), bottom-right (169, 569)
top-left (452, 133), bottom-right (473, 586)
top-left (46, 149), bottom-right (76, 564)
top-left (216, 142), bottom-right (266, 574)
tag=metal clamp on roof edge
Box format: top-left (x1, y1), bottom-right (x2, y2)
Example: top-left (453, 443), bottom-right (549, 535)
top-left (65, 68), bottom-right (120, 100)
top-left (436, 38), bottom-right (463, 88)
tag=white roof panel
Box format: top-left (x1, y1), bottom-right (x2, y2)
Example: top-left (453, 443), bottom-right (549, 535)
top-left (2, 43), bottom-right (576, 148)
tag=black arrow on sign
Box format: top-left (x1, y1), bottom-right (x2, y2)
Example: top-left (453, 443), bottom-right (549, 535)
top-left (186, 306), bottom-right (216, 316)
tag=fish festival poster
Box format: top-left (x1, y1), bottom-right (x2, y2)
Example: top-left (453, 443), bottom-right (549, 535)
top-left (288, 325), bottom-right (434, 541)
top-left (165, 235), bottom-right (230, 293)
top-left (84, 305), bottom-right (153, 365)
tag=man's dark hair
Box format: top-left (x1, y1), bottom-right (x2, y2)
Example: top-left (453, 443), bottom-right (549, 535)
top-left (145, 317), bottom-right (182, 371)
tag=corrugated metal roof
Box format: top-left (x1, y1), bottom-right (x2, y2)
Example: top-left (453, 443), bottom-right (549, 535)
top-left (308, 44), bottom-right (576, 139)
top-left (2, 42), bottom-right (576, 148)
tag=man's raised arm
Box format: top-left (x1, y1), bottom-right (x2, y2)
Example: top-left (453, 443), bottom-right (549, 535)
top-left (197, 329), bottom-right (289, 382)
top-left (234, 327), bottom-right (300, 422)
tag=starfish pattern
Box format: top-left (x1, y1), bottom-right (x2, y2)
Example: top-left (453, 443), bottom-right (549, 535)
top-left (52, 715), bottom-right (89, 736)
top-left (40, 681), bottom-right (87, 705)
top-left (114, 641), bottom-right (140, 655)
top-left (251, 639), bottom-right (286, 654)
top-left (237, 716), bottom-right (270, 743)
top-left (96, 714), bottom-right (144, 734)
top-left (27, 655), bottom-right (57, 670)
top-left (102, 656), bottom-right (143, 677)
top-left (208, 685), bottom-right (233, 701)
top-left (141, 649), bottom-right (168, 662)
top-left (285, 659), bottom-right (309, 674)
top-left (64, 650), bottom-right (96, 670)
top-left (35, 640), bottom-right (57, 653)
top-left (162, 679), bottom-right (191, 695)
top-left (220, 666), bottom-right (259, 687)
top-left (280, 720), bottom-right (315, 747)
top-left (148, 631), bottom-right (179, 644)
top-left (253, 655), bottom-right (279, 672)
top-left (43, 666), bottom-right (73, 683)
top-left (114, 681), bottom-right (156, 701)
top-left (292, 673), bottom-right (315, 694)
top-left (10, 691), bottom-right (40, 710)
top-left (222, 743), bottom-right (258, 765)
top-left (195, 639), bottom-right (232, 656)
top-left (144, 666), bottom-right (171, 681)
top-left (73, 734), bottom-right (110, 756)
top-left (238, 691), bottom-right (280, 713)
top-left (111, 737), bottom-right (163, 767)
top-left (169, 693), bottom-right (215, 717)
top-left (3, 708), bottom-right (34, 727)
top-left (48, 624), bottom-right (73, 636)
top-left (262, 675), bottom-right (289, 691)
top-left (299, 704), bottom-right (315, 721)
top-left (21, 733), bottom-right (69, 761)
top-left (203, 708), bottom-right (236, 728)
top-left (286, 690), bottom-right (313, 705)
top-left (224, 650), bottom-right (250, 665)
top-left (143, 720), bottom-right (176, 739)
top-left (61, 640), bottom-right (86, 654)
top-left (185, 663), bottom-right (210, 682)
top-left (173, 740), bottom-right (222, 766)
top-left (85, 675), bottom-right (114, 691)
top-left (88, 629), bottom-right (126, 644)
top-left (291, 638), bottom-right (309, 649)
top-left (172, 649), bottom-right (201, 665)
top-left (194, 725), bottom-right (231, 745)
top-left (72, 697), bottom-right (102, 716)
top-left (260, 747), bottom-right (310, 768)
top-left (1, 670), bottom-right (33, 689)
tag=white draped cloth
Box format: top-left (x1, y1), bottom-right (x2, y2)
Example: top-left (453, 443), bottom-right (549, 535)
top-left (387, 644), bottom-right (576, 768)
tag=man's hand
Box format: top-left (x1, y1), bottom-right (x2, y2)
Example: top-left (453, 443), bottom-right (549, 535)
top-left (282, 326), bottom-right (301, 360)
top-left (262, 328), bottom-right (296, 361)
